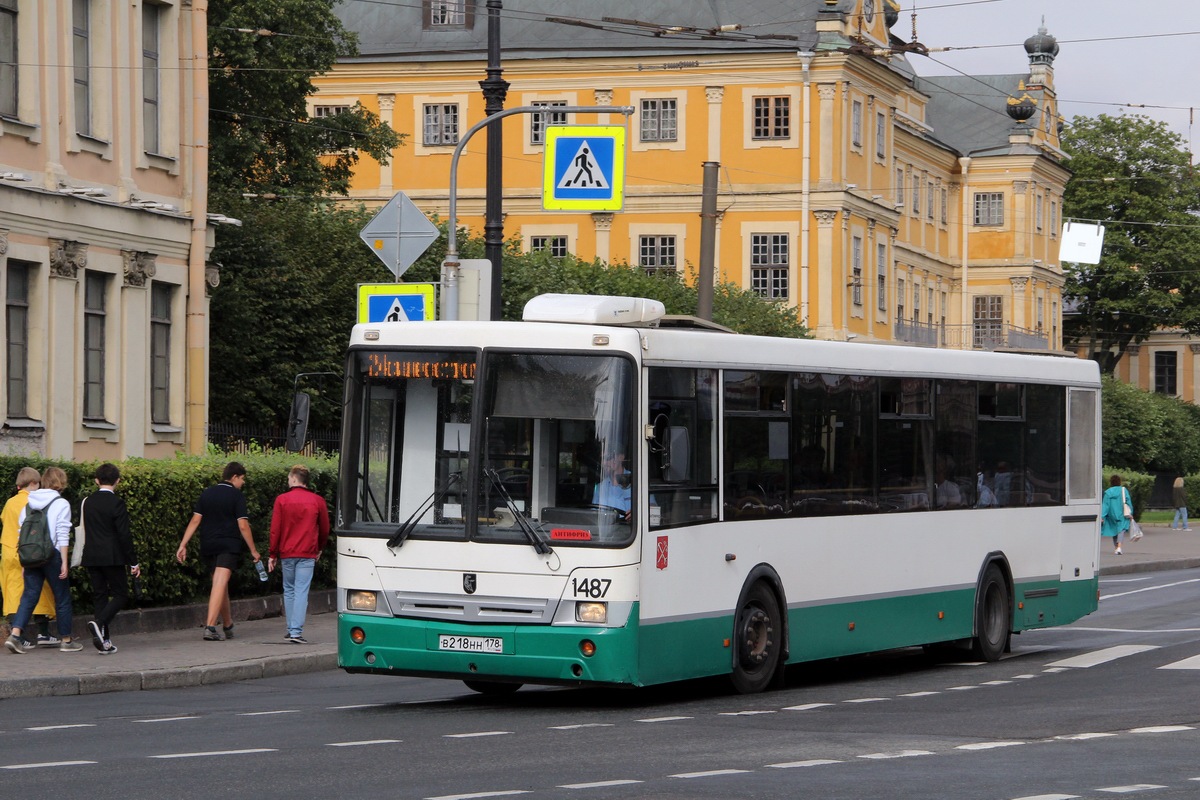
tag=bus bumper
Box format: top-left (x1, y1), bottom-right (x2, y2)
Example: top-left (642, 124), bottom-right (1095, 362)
top-left (338, 610), bottom-right (641, 687)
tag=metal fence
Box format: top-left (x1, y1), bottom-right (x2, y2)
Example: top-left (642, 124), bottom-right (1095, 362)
top-left (896, 323), bottom-right (1050, 351)
top-left (207, 422), bottom-right (340, 456)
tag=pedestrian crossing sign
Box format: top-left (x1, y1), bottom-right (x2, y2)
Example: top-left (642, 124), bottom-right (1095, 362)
top-left (357, 283), bottom-right (436, 324)
top-left (543, 125), bottom-right (626, 211)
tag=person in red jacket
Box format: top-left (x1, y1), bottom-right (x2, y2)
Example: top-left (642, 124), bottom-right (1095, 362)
top-left (268, 465), bottom-right (330, 644)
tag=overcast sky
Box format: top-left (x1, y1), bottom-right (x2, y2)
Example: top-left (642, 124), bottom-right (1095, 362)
top-left (902, 0), bottom-right (1198, 153)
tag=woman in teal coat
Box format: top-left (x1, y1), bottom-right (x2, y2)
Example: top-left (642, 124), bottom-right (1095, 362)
top-left (1101, 474), bottom-right (1132, 555)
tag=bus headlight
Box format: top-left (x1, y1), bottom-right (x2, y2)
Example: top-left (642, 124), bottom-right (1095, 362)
top-left (575, 601), bottom-right (607, 624)
top-left (347, 590), bottom-right (378, 613)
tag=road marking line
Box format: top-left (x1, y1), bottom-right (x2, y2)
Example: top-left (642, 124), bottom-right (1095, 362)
top-left (134, 716), bottom-right (198, 723)
top-left (719, 710), bottom-right (777, 716)
top-left (1055, 733), bottom-right (1117, 741)
top-left (1, 761), bottom-right (96, 770)
top-left (782, 703), bottom-right (833, 711)
top-left (328, 703), bottom-right (388, 709)
top-left (947, 685), bottom-right (979, 691)
top-left (1102, 578), bottom-right (1200, 600)
top-left (1011, 794), bottom-right (1079, 800)
top-left (1066, 627), bottom-right (1200, 634)
top-left (1043, 667), bottom-right (1069, 673)
top-left (900, 691), bottom-right (940, 697)
top-left (670, 769), bottom-right (750, 778)
top-left (635, 716), bottom-right (692, 723)
top-left (237, 710), bottom-right (300, 716)
top-left (326, 739), bottom-right (401, 747)
top-left (557, 780), bottom-right (643, 789)
top-left (1128, 725), bottom-right (1194, 733)
top-left (150, 748), bottom-right (277, 759)
top-left (982, 680), bottom-right (1013, 686)
top-left (858, 750), bottom-right (933, 759)
top-left (25, 724), bottom-right (96, 731)
top-left (549, 723), bottom-right (614, 730)
top-left (844, 697), bottom-right (889, 703)
top-left (1011, 674), bottom-right (1038, 679)
top-left (956, 741), bottom-right (1025, 750)
top-left (1096, 786), bottom-right (1168, 794)
top-left (1159, 654), bottom-right (1200, 670)
top-left (1046, 645), bottom-right (1160, 669)
top-left (444, 731), bottom-right (512, 738)
top-left (425, 792), bottom-right (530, 800)
top-left (766, 759), bottom-right (842, 768)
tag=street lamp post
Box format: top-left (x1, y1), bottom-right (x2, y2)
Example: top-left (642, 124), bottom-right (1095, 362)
top-left (480, 0), bottom-right (509, 321)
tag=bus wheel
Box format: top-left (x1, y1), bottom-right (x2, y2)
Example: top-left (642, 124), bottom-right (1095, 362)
top-left (731, 582), bottom-right (781, 694)
top-left (970, 565), bottom-right (1011, 662)
top-left (463, 680), bottom-right (522, 696)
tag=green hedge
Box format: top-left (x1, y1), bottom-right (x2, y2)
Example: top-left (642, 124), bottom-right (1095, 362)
top-left (0, 452), bottom-right (338, 614)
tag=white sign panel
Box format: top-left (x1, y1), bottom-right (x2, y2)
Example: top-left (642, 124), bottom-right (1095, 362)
top-left (1059, 221), bottom-right (1105, 265)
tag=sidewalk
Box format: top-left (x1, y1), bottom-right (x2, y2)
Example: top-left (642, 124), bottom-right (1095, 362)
top-left (2, 525), bottom-right (1197, 699)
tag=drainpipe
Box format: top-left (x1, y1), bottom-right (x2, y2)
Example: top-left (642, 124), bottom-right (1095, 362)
top-left (799, 51), bottom-right (814, 325)
top-left (958, 156), bottom-right (971, 350)
top-left (186, 0), bottom-right (210, 453)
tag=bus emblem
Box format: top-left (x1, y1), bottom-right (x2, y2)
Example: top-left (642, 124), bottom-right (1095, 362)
top-left (463, 573), bottom-right (477, 594)
top-left (656, 536), bottom-right (669, 570)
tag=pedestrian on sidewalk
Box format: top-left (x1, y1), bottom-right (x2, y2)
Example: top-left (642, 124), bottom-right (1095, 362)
top-left (81, 463), bottom-right (140, 654)
top-left (1, 467), bottom-right (60, 648)
top-left (269, 465), bottom-right (330, 644)
top-left (4, 467), bottom-right (84, 653)
top-left (1101, 474), bottom-right (1132, 556)
top-left (1171, 476), bottom-right (1191, 531)
top-left (176, 462), bottom-right (262, 642)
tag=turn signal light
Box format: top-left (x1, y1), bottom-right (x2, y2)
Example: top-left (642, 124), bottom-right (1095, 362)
top-left (580, 639), bottom-right (596, 657)
top-left (350, 627), bottom-right (366, 644)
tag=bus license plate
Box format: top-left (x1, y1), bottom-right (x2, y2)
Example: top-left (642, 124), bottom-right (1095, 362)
top-left (439, 635), bottom-right (503, 653)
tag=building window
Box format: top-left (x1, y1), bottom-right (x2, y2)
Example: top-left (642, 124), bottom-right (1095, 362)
top-left (150, 283), bottom-right (172, 424)
top-left (530, 235), bottom-right (568, 257)
top-left (531, 100), bottom-right (567, 145)
top-left (911, 172), bottom-right (920, 216)
top-left (83, 272), bottom-right (108, 420)
top-left (1052, 300), bottom-right (1058, 346)
top-left (940, 291), bottom-right (948, 330)
top-left (313, 104), bottom-right (350, 119)
top-left (142, 2), bottom-right (160, 154)
top-left (851, 100), bottom-right (862, 147)
top-left (973, 192), bottom-right (1004, 226)
top-left (1035, 193), bottom-right (1044, 231)
top-left (895, 167), bottom-right (904, 206)
top-left (425, 0), bottom-right (469, 27)
top-left (1050, 200), bottom-right (1058, 237)
top-left (752, 96), bottom-right (789, 140)
top-left (422, 103), bottom-right (459, 146)
top-left (896, 278), bottom-right (905, 321)
top-left (927, 182), bottom-right (935, 220)
top-left (875, 112), bottom-right (886, 158)
top-left (941, 187), bottom-right (948, 225)
top-left (913, 282), bottom-right (921, 322)
top-left (5, 261), bottom-right (30, 418)
top-left (927, 287), bottom-right (934, 325)
top-left (750, 233), bottom-right (789, 300)
top-left (640, 98), bottom-right (677, 143)
top-left (1037, 296), bottom-right (1045, 332)
top-left (973, 295), bottom-right (1003, 349)
top-left (73, 0), bottom-right (91, 136)
top-left (639, 235), bottom-right (677, 275)
top-left (0, 0), bottom-right (17, 119)
top-left (1155, 352), bottom-right (1178, 396)
top-left (850, 236), bottom-right (863, 306)
top-left (876, 243), bottom-right (887, 312)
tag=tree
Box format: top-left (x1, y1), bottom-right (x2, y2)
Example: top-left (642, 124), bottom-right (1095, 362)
top-left (1060, 114), bottom-right (1200, 374)
top-left (207, 0), bottom-right (400, 201)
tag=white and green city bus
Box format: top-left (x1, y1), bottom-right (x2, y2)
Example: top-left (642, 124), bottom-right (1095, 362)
top-left (335, 294), bottom-right (1101, 694)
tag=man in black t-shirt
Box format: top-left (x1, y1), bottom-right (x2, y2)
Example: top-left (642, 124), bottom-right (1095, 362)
top-left (176, 462), bottom-right (263, 641)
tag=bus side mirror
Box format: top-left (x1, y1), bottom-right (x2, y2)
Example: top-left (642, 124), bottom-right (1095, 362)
top-left (285, 392), bottom-right (311, 452)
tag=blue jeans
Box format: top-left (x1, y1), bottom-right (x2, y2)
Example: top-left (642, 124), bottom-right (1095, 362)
top-left (281, 558), bottom-right (315, 637)
top-left (1173, 507), bottom-right (1190, 529)
top-left (12, 550), bottom-right (73, 637)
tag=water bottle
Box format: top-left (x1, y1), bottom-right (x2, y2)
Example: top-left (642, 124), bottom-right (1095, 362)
top-left (254, 559), bottom-right (268, 582)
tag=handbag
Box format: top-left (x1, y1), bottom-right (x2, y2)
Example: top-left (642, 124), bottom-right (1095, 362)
top-left (71, 496), bottom-right (87, 568)
top-left (1122, 488), bottom-right (1133, 519)
top-left (1130, 518), bottom-right (1144, 542)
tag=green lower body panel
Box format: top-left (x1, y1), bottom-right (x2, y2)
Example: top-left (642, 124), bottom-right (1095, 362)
top-left (339, 608), bottom-right (642, 686)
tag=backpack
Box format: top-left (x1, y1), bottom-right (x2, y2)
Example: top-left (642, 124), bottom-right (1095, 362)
top-left (17, 498), bottom-right (60, 568)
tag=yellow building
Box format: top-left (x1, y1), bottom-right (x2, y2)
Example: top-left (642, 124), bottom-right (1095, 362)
top-left (318, 1), bottom-right (1068, 349)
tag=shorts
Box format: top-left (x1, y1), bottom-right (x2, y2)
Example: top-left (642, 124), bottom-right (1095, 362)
top-left (203, 552), bottom-right (240, 573)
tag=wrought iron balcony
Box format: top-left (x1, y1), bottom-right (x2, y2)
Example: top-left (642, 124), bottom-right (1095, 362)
top-left (894, 321), bottom-right (1049, 350)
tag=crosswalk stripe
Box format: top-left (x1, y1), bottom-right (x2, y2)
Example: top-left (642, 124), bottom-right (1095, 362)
top-left (1045, 645), bottom-right (1159, 669)
top-left (1159, 654), bottom-right (1200, 670)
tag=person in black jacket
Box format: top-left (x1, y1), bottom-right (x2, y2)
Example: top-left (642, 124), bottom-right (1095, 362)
top-left (82, 463), bottom-right (140, 654)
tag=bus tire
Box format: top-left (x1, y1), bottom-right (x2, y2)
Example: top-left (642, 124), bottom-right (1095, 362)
top-left (463, 680), bottom-right (522, 696)
top-left (731, 582), bottom-right (782, 694)
top-left (970, 564), bottom-right (1011, 662)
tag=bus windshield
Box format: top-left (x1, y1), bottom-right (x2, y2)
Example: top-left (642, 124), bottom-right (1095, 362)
top-left (340, 348), bottom-right (637, 547)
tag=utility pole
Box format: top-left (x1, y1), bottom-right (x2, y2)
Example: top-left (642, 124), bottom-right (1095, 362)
top-left (697, 162), bottom-right (719, 320)
top-left (481, 0), bottom-right (509, 321)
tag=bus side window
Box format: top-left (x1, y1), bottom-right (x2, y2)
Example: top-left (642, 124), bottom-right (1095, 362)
top-left (648, 367), bottom-right (718, 528)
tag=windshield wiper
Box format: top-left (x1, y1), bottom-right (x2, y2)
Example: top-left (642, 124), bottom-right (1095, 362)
top-left (484, 467), bottom-right (553, 556)
top-left (388, 472), bottom-right (461, 549)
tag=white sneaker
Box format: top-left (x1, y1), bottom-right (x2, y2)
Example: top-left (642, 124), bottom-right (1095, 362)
top-left (1115, 546), bottom-right (1122, 555)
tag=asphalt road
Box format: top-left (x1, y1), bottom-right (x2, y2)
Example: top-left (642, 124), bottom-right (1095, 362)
top-left (2, 568), bottom-right (1198, 800)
